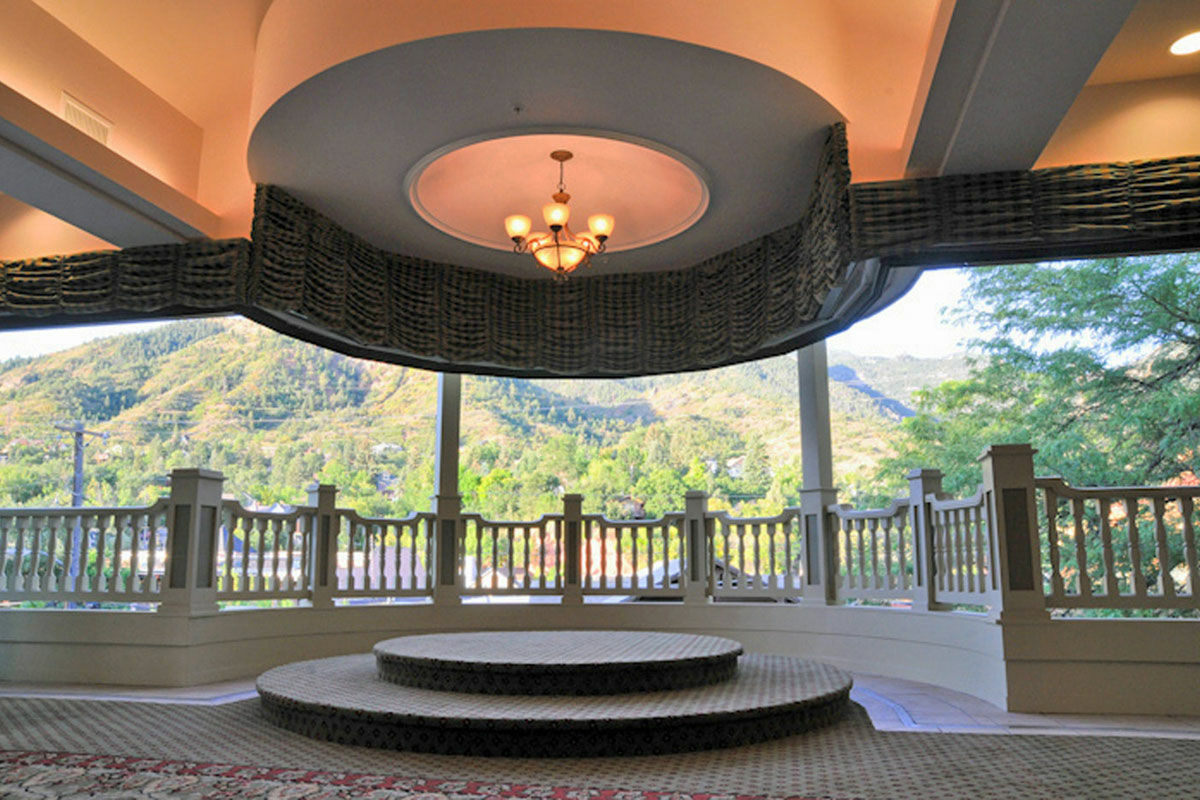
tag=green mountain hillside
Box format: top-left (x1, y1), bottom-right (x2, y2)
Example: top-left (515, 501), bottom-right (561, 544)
top-left (0, 318), bottom-right (966, 518)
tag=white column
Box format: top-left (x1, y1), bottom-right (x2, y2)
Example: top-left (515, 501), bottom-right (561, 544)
top-left (683, 490), bottom-right (711, 604)
top-left (306, 483), bottom-right (339, 608)
top-left (432, 373), bottom-right (462, 604)
top-left (158, 468), bottom-right (223, 617)
top-left (797, 341), bottom-right (838, 604)
top-left (561, 493), bottom-right (583, 605)
top-left (981, 444), bottom-right (1050, 623)
top-left (907, 468), bottom-right (947, 612)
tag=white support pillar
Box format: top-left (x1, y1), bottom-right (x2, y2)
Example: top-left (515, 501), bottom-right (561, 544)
top-left (683, 490), bottom-right (711, 604)
top-left (158, 468), bottom-right (223, 617)
top-left (432, 373), bottom-right (463, 605)
top-left (797, 341), bottom-right (838, 604)
top-left (562, 493), bottom-right (583, 605)
top-left (306, 483), bottom-right (339, 608)
top-left (907, 468), bottom-right (948, 612)
top-left (981, 444), bottom-right (1051, 623)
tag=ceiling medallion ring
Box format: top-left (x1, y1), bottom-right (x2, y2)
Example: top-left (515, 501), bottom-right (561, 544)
top-left (504, 150), bottom-right (615, 280)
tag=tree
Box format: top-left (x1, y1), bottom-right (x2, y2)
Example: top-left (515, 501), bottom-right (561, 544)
top-left (881, 254), bottom-right (1200, 494)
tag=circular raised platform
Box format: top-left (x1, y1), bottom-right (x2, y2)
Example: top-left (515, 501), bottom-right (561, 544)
top-left (374, 630), bottom-right (743, 695)
top-left (258, 653), bottom-right (852, 757)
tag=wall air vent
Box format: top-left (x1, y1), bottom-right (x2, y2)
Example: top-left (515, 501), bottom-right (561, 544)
top-left (61, 92), bottom-right (113, 146)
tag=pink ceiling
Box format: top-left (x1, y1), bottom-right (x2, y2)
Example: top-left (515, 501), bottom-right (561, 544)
top-left (252, 0), bottom-right (950, 183)
top-left (411, 134), bottom-right (708, 253)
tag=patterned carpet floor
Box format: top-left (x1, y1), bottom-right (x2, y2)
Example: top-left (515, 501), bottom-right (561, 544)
top-left (1, 695), bottom-right (1198, 799)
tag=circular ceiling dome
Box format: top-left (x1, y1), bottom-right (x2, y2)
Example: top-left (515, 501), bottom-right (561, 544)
top-left (247, 28), bottom-right (843, 279)
top-left (407, 133), bottom-right (709, 253)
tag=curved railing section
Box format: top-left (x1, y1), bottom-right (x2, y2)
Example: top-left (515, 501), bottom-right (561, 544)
top-left (581, 512), bottom-right (686, 597)
top-left (707, 508), bottom-right (803, 600)
top-left (4, 450), bottom-right (1199, 617)
top-left (0, 500), bottom-right (169, 604)
top-left (218, 501), bottom-right (316, 602)
top-left (335, 508), bottom-right (434, 598)
top-left (926, 487), bottom-right (997, 606)
top-left (1036, 477), bottom-right (1199, 610)
top-left (459, 512), bottom-right (563, 595)
top-left (827, 499), bottom-right (913, 604)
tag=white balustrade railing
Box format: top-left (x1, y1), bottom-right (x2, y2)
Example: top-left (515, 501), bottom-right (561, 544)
top-left (218, 501), bottom-right (315, 601)
top-left (707, 509), bottom-right (803, 600)
top-left (459, 513), bottom-right (564, 595)
top-left (1036, 478), bottom-right (1200, 609)
top-left (581, 514), bottom-right (686, 597)
top-left (927, 488), bottom-right (997, 605)
top-left (335, 509), bottom-right (434, 598)
top-left (5, 453), bottom-right (1200, 616)
top-left (828, 500), bottom-right (914, 603)
top-left (0, 500), bottom-right (169, 603)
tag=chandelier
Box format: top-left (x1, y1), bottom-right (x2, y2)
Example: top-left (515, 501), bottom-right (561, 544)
top-left (504, 150), bottom-right (615, 279)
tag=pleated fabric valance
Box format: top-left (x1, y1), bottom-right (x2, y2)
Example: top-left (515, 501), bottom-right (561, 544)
top-left (4, 124), bottom-right (1200, 377)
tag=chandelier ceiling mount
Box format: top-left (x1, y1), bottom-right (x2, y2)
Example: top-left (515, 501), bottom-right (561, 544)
top-left (504, 150), bottom-right (615, 280)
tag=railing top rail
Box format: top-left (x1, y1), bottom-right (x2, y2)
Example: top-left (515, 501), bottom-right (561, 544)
top-left (581, 512), bottom-right (684, 526)
top-left (1035, 476), bottom-right (1200, 499)
top-left (338, 508), bottom-right (434, 526)
top-left (222, 500), bottom-right (316, 522)
top-left (827, 498), bottom-right (908, 519)
top-left (706, 508), bottom-right (800, 525)
top-left (460, 512), bottom-right (562, 526)
top-left (0, 498), bottom-right (168, 517)
top-left (926, 486), bottom-right (987, 511)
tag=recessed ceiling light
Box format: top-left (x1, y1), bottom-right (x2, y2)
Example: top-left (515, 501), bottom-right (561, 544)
top-left (1170, 31), bottom-right (1200, 55)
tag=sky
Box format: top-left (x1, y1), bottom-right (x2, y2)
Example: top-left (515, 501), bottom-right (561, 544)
top-left (0, 268), bottom-right (983, 362)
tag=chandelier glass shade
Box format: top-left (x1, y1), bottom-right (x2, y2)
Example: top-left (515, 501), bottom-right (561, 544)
top-left (505, 150), bottom-right (614, 279)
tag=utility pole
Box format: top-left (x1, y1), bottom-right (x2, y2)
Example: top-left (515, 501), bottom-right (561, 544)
top-left (54, 421), bottom-right (106, 587)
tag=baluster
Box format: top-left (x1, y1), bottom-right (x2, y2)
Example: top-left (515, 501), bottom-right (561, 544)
top-left (973, 504), bottom-right (989, 591)
top-left (13, 516), bottom-right (28, 593)
top-left (538, 523), bottom-right (547, 590)
top-left (1181, 496), bottom-right (1198, 600)
top-left (876, 517), bottom-right (890, 591)
top-left (505, 525), bottom-right (514, 591)
top-left (108, 514), bottom-right (123, 594)
top-left (1126, 496), bottom-right (1147, 598)
top-left (953, 508), bottom-right (967, 593)
top-left (88, 515), bottom-right (104, 593)
top-left (1151, 497), bottom-right (1175, 599)
top-left (767, 522), bottom-right (778, 592)
top-left (1041, 489), bottom-right (1065, 599)
top-left (521, 525), bottom-right (530, 591)
top-left (958, 508), bottom-right (973, 594)
top-left (1096, 498), bottom-right (1118, 597)
top-left (783, 515), bottom-right (795, 592)
top-left (864, 518), bottom-right (877, 591)
top-left (0, 517), bottom-right (9, 593)
top-left (146, 513), bottom-right (160, 596)
top-left (236, 514), bottom-right (248, 594)
top-left (27, 517), bottom-right (44, 594)
top-left (252, 519), bottom-right (264, 593)
top-left (1068, 497), bottom-right (1090, 597)
top-left (936, 509), bottom-right (950, 592)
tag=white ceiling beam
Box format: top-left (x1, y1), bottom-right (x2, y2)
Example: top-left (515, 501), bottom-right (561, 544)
top-left (907, 0), bottom-right (1135, 177)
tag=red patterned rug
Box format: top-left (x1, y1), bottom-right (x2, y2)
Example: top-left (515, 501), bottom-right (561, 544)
top-left (0, 750), bottom-right (851, 800)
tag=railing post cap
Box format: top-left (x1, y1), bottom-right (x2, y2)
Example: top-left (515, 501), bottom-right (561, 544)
top-left (905, 468), bottom-right (944, 480)
top-left (561, 493), bottom-right (583, 501)
top-left (978, 443), bottom-right (1038, 461)
top-left (684, 490), bottom-right (708, 499)
top-left (169, 467), bottom-right (223, 480)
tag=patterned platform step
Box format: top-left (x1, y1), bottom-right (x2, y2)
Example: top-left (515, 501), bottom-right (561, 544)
top-left (257, 653), bottom-right (852, 757)
top-left (374, 631), bottom-right (743, 695)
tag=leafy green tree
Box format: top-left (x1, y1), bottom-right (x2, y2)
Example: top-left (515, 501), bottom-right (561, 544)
top-left (881, 254), bottom-right (1200, 493)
